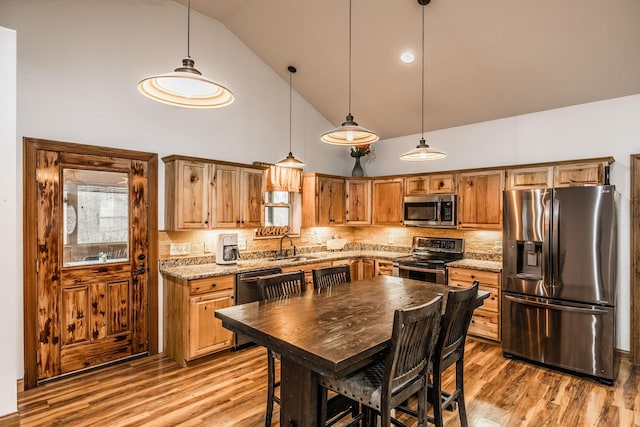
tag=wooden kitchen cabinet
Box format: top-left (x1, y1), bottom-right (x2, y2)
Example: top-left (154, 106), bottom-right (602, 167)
top-left (345, 179), bottom-right (371, 225)
top-left (211, 164), bottom-right (264, 228)
top-left (302, 174), bottom-right (345, 226)
top-left (457, 170), bottom-right (504, 230)
top-left (372, 178), bottom-right (404, 226)
top-left (553, 162), bottom-right (606, 187)
top-left (506, 166), bottom-right (552, 190)
top-left (405, 174), bottom-right (456, 195)
top-left (448, 267), bottom-right (501, 341)
top-left (163, 274), bottom-right (235, 366)
top-left (348, 258), bottom-right (375, 281)
top-left (165, 159), bottom-right (211, 230)
top-left (163, 156), bottom-right (265, 230)
top-left (375, 259), bottom-right (394, 276)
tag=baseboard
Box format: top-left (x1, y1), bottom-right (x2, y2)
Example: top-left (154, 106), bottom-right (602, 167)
top-left (17, 378), bottom-right (24, 393)
top-left (0, 411), bottom-right (20, 426)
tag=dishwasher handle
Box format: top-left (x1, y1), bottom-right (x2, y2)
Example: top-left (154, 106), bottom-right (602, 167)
top-left (504, 294), bottom-right (609, 315)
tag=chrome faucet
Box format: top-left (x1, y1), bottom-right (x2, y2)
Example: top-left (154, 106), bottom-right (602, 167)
top-left (279, 234), bottom-right (296, 258)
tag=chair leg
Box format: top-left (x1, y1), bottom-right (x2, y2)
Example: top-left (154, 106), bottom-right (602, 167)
top-left (431, 370), bottom-right (444, 427)
top-left (417, 380), bottom-right (427, 427)
top-left (265, 351), bottom-right (275, 427)
top-left (456, 360), bottom-right (468, 427)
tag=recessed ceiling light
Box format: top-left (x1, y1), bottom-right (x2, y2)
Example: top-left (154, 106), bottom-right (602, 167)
top-left (400, 51), bottom-right (415, 64)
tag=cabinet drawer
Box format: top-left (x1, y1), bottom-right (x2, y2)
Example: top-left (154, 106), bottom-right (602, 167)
top-left (448, 281), bottom-right (499, 313)
top-left (189, 275), bottom-right (235, 295)
top-left (448, 268), bottom-right (500, 287)
top-left (375, 260), bottom-right (393, 276)
top-left (468, 309), bottom-right (499, 340)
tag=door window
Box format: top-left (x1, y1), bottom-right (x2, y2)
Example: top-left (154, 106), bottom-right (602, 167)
top-left (63, 168), bottom-right (129, 266)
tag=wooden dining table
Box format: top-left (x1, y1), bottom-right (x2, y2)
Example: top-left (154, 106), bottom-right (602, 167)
top-left (215, 275), bottom-right (488, 427)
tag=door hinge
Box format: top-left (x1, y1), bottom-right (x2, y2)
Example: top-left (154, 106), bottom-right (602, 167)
top-left (36, 258), bottom-right (39, 273)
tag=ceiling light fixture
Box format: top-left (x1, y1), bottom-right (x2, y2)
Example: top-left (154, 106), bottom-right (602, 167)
top-left (137, 0), bottom-right (234, 108)
top-left (400, 0), bottom-right (446, 161)
top-left (400, 51), bottom-right (415, 64)
top-left (321, 0), bottom-right (379, 146)
top-left (276, 66), bottom-right (306, 169)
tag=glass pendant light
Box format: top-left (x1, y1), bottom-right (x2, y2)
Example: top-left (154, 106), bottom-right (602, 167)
top-left (321, 0), bottom-right (379, 146)
top-left (400, 0), bottom-right (446, 161)
top-left (138, 0), bottom-right (234, 109)
top-left (276, 66), bottom-right (306, 169)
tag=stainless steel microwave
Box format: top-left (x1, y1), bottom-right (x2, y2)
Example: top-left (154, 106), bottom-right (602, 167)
top-left (403, 194), bottom-right (457, 228)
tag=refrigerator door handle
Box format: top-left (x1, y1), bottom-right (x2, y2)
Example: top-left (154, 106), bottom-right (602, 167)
top-left (543, 195), bottom-right (552, 292)
top-left (504, 295), bottom-right (609, 315)
top-left (551, 196), bottom-right (560, 293)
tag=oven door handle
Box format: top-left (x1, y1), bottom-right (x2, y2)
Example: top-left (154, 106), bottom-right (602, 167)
top-left (395, 265), bottom-right (444, 274)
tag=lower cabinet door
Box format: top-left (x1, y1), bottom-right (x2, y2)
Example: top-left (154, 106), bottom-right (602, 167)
top-left (188, 291), bottom-right (234, 359)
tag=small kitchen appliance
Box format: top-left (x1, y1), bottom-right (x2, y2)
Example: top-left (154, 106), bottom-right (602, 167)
top-left (403, 194), bottom-right (457, 228)
top-left (392, 237), bottom-right (464, 284)
top-left (216, 233), bottom-right (239, 265)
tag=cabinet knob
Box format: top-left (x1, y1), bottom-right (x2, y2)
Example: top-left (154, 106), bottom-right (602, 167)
top-left (210, 283), bottom-right (217, 288)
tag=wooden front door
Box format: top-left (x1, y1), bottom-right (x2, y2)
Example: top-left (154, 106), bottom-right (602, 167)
top-left (24, 138), bottom-right (158, 388)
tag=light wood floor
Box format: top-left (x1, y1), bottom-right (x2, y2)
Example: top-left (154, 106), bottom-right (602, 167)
top-left (8, 340), bottom-right (640, 426)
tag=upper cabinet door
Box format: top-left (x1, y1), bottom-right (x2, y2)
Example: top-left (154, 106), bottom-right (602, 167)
top-left (166, 159), bottom-right (210, 230)
top-left (345, 179), bottom-right (372, 225)
top-left (405, 175), bottom-right (430, 196)
top-left (239, 167), bottom-right (265, 228)
top-left (317, 177), bottom-right (345, 226)
top-left (428, 174), bottom-right (456, 194)
top-left (457, 171), bottom-right (504, 230)
top-left (372, 178), bottom-right (404, 226)
top-left (212, 164), bottom-right (240, 228)
top-left (506, 166), bottom-right (552, 190)
top-left (553, 162), bottom-right (605, 187)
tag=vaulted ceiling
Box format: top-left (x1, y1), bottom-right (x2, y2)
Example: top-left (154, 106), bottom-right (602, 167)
top-left (177, 0), bottom-right (640, 140)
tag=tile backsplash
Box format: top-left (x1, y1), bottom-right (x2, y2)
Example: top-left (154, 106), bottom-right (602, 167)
top-left (158, 226), bottom-right (502, 261)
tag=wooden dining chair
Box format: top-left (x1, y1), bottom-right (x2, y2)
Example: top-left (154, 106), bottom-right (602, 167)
top-left (319, 295), bottom-right (443, 427)
top-left (256, 270), bottom-right (306, 426)
top-left (312, 264), bottom-right (351, 290)
top-left (429, 281), bottom-right (479, 427)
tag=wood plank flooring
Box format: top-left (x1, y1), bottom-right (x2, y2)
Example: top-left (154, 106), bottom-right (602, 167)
top-left (9, 339), bottom-right (640, 426)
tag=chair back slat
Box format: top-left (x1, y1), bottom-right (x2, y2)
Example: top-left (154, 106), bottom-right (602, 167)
top-left (438, 281), bottom-right (479, 362)
top-left (312, 265), bottom-right (351, 290)
top-left (384, 295), bottom-right (442, 396)
top-left (258, 271), bottom-right (306, 300)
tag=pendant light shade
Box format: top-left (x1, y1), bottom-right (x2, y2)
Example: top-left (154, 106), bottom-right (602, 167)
top-left (137, 0), bottom-right (234, 109)
top-left (399, 138), bottom-right (447, 161)
top-left (321, 0), bottom-right (379, 146)
top-left (277, 66), bottom-right (305, 169)
top-left (401, 0), bottom-right (446, 161)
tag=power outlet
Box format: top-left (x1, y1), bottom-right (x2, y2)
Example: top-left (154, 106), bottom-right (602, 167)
top-left (169, 242), bottom-right (191, 256)
top-left (238, 239), bottom-right (247, 250)
top-left (204, 241), bottom-right (212, 253)
top-left (388, 233), bottom-right (394, 244)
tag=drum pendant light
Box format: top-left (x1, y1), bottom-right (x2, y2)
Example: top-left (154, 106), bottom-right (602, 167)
top-left (138, 0), bottom-right (234, 108)
top-left (276, 66), bottom-right (306, 169)
top-left (400, 0), bottom-right (446, 161)
top-left (321, 0), bottom-right (379, 146)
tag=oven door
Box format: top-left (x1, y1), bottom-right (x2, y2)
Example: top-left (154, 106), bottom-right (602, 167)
top-left (404, 196), bottom-right (439, 227)
top-left (394, 264), bottom-right (446, 285)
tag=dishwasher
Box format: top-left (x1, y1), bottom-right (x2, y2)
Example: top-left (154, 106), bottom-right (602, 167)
top-left (233, 267), bottom-right (282, 350)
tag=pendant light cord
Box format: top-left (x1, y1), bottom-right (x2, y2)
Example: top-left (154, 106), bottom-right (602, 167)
top-left (187, 0), bottom-right (191, 58)
top-left (348, 0), bottom-right (352, 115)
top-left (421, 4), bottom-right (425, 140)
top-left (289, 71), bottom-right (293, 152)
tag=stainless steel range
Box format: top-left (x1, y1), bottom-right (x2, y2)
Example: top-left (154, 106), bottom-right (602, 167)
top-left (392, 237), bottom-right (464, 284)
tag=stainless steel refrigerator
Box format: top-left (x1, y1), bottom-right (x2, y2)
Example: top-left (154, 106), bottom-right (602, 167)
top-left (502, 185), bottom-right (617, 384)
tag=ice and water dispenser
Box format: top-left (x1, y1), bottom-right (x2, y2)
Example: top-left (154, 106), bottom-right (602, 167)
top-left (513, 241), bottom-right (543, 279)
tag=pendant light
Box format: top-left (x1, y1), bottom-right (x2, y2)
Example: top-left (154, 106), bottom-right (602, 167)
top-left (138, 0), bottom-right (234, 109)
top-left (400, 0), bottom-right (446, 161)
top-left (276, 66), bottom-right (306, 169)
top-left (321, 0), bottom-right (379, 146)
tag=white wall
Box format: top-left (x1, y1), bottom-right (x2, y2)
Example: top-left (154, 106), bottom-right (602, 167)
top-left (0, 25), bottom-right (18, 416)
top-left (0, 0), bottom-right (352, 411)
top-left (370, 94), bottom-right (640, 351)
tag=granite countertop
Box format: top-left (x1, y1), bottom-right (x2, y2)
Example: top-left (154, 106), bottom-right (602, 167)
top-left (160, 250), bottom-right (405, 281)
top-left (446, 259), bottom-right (502, 272)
